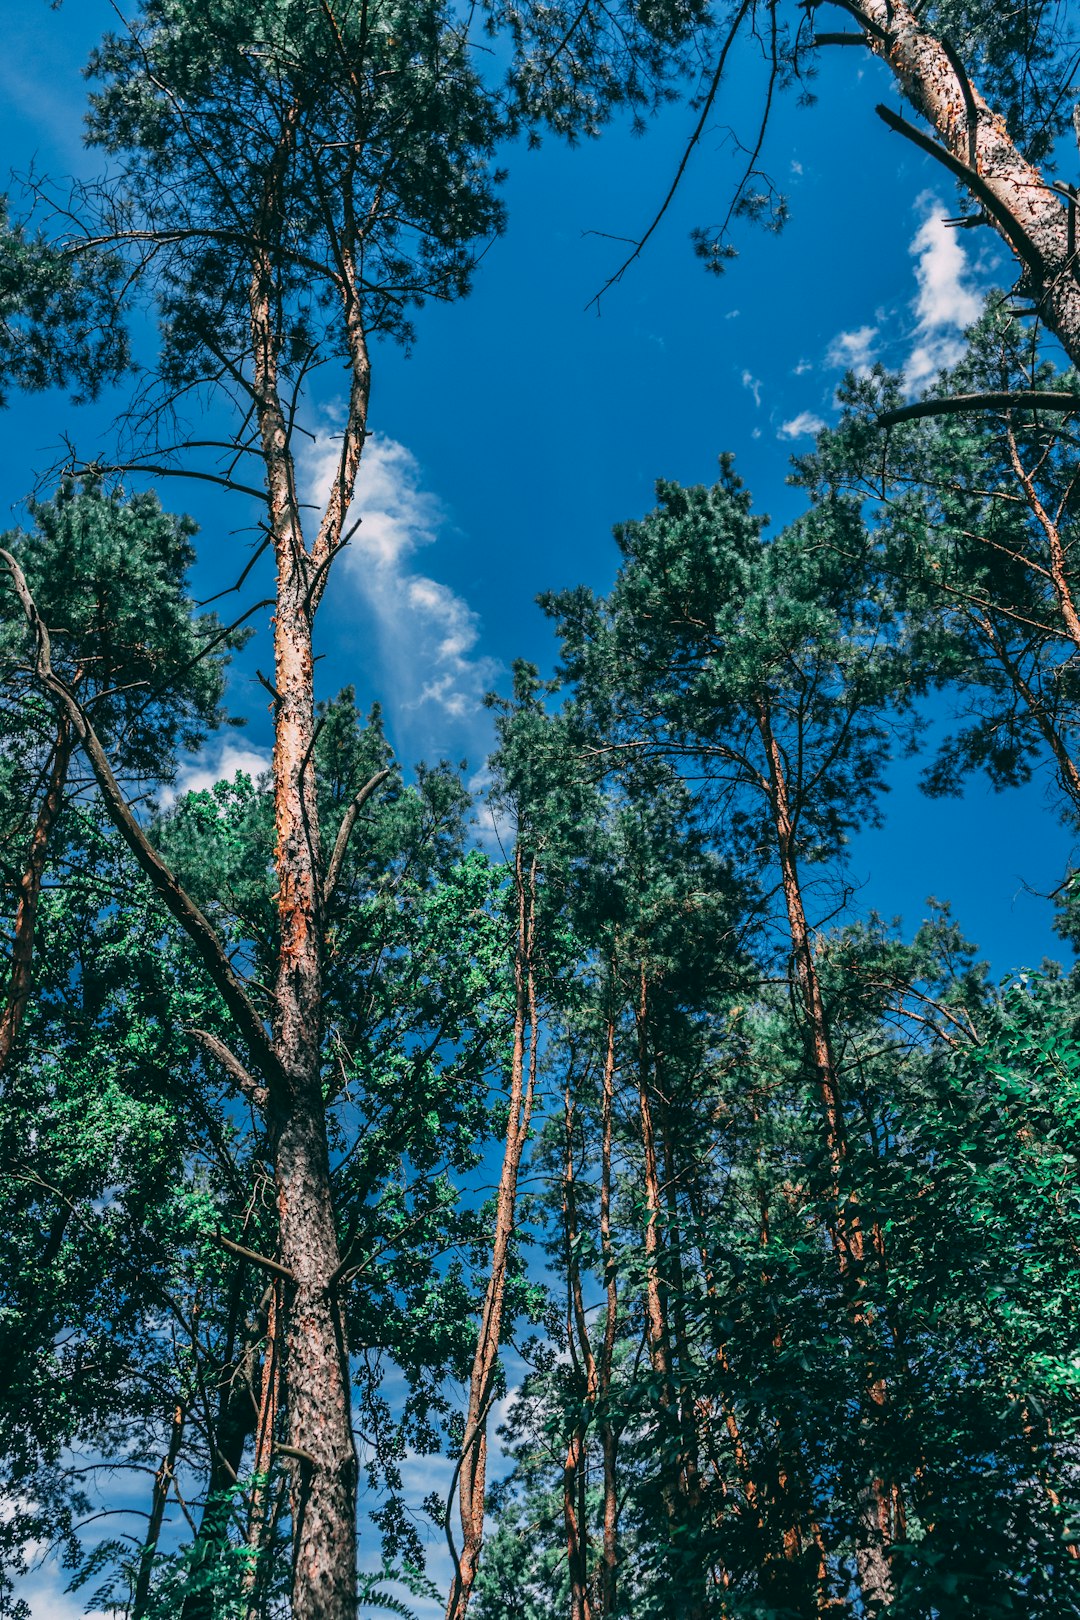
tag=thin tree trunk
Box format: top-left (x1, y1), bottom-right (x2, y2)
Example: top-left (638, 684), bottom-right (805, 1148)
top-left (0, 713), bottom-right (72, 1074)
top-left (445, 850), bottom-right (538, 1620)
top-left (635, 965), bottom-right (704, 1620)
top-left (755, 700), bottom-right (848, 1211)
top-left (563, 1074), bottom-right (597, 1620)
top-left (755, 696), bottom-right (893, 1611)
top-left (598, 999), bottom-right (620, 1616)
top-left (243, 1285), bottom-right (281, 1619)
top-left (657, 1083), bottom-right (706, 1620)
top-left (1003, 423), bottom-right (1080, 656)
top-left (635, 966), bottom-right (674, 1404)
top-left (180, 1278), bottom-right (269, 1620)
top-left (132, 1402), bottom-right (186, 1620)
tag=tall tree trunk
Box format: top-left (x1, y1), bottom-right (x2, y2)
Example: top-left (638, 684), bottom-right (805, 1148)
top-left (598, 997), bottom-right (621, 1616)
top-left (563, 1075), bottom-right (598, 1620)
top-left (247, 96), bottom-right (364, 1620)
top-left (634, 967), bottom-right (707, 1619)
top-left (180, 1276), bottom-right (269, 1620)
top-left (132, 1402), bottom-right (186, 1620)
top-left (755, 700), bottom-right (848, 1212)
top-left (0, 712), bottom-right (72, 1074)
top-left (264, 523), bottom-right (355, 1620)
top-left (445, 850), bottom-right (538, 1620)
top-left (755, 697), bottom-right (893, 1611)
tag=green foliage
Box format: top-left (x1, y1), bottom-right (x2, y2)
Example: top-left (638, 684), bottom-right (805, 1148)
top-left (0, 480), bottom-right (242, 782)
top-left (0, 197), bottom-right (128, 408)
top-left (83, 0), bottom-right (506, 381)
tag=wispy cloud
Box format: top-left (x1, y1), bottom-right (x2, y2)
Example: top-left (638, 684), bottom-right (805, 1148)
top-left (741, 370), bottom-right (763, 407)
top-left (778, 410), bottom-right (827, 441)
top-left (300, 426), bottom-right (499, 752)
top-left (905, 193), bottom-right (982, 390)
top-left (825, 324), bottom-right (879, 374)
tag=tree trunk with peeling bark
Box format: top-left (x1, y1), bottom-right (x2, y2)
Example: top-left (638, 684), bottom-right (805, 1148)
top-left (847, 0), bottom-right (1080, 368)
top-left (245, 98), bottom-right (364, 1619)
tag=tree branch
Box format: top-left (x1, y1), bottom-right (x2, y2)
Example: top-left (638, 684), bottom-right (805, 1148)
top-left (875, 104), bottom-right (1044, 276)
top-left (0, 547), bottom-right (282, 1091)
top-left (214, 1233), bottom-right (297, 1285)
top-left (324, 769), bottom-right (392, 900)
top-left (877, 390), bottom-right (1080, 426)
top-left (187, 1026), bottom-right (269, 1111)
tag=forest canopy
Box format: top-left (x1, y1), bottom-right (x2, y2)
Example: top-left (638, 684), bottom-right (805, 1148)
top-left (2, 1), bottom-right (1080, 1618)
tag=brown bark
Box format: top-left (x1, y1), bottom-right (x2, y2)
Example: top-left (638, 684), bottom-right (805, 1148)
top-left (243, 1286), bottom-right (281, 1618)
top-left (132, 1402), bottom-right (186, 1620)
top-left (634, 968), bottom-right (707, 1620)
top-left (3, 70), bottom-right (375, 1620)
top-left (1002, 424), bottom-right (1080, 656)
top-left (658, 1090), bottom-right (703, 1505)
top-left (755, 697), bottom-right (894, 1609)
top-left (0, 713), bottom-right (73, 1074)
top-left (246, 94), bottom-right (367, 1620)
top-left (755, 700), bottom-right (849, 1224)
top-left (976, 612), bottom-right (1080, 808)
top-left (635, 966), bottom-right (674, 1405)
top-left (598, 1002), bottom-right (620, 1615)
top-left (445, 850), bottom-right (538, 1620)
top-left (180, 1276), bottom-right (269, 1620)
top-left (563, 1079), bottom-right (597, 1620)
top-left (849, 0), bottom-right (1080, 368)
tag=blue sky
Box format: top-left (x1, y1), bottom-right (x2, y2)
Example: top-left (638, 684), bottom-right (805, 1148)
top-left (3, 5), bottom-right (1077, 1613)
top-left (2, 2), bottom-right (1069, 963)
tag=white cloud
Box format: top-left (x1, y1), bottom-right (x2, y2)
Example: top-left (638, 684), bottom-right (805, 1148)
top-left (904, 193), bottom-right (983, 390)
top-left (11, 1563), bottom-right (109, 1620)
top-left (778, 410), bottom-right (827, 440)
top-left (741, 369), bottom-right (763, 407)
top-left (300, 426), bottom-right (498, 742)
top-left (161, 734), bottom-right (271, 808)
top-left (793, 358), bottom-right (813, 376)
top-left (825, 324), bottom-right (879, 373)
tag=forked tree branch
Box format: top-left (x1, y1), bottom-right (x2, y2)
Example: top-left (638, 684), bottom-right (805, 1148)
top-left (0, 546), bottom-right (282, 1092)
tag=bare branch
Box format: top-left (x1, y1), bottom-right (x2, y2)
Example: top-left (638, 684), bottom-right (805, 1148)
top-left (877, 391), bottom-right (1080, 427)
top-left (214, 1233), bottom-right (297, 1285)
top-left (587, 0), bottom-right (754, 310)
top-left (324, 769), bottom-right (392, 900)
top-left (187, 1026), bottom-right (269, 1111)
